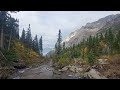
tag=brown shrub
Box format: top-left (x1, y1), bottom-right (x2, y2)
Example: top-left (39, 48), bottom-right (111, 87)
top-left (109, 54), bottom-right (120, 65)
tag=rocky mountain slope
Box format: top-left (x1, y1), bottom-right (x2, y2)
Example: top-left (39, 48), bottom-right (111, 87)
top-left (63, 14), bottom-right (120, 47)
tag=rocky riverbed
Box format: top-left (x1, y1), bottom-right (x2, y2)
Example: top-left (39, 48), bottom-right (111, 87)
top-left (10, 60), bottom-right (107, 79)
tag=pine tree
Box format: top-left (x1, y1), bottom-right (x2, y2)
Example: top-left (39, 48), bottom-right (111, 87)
top-left (33, 35), bottom-right (39, 53)
top-left (25, 24), bottom-right (32, 49)
top-left (21, 28), bottom-right (26, 44)
top-left (39, 36), bottom-right (43, 55)
top-left (115, 30), bottom-right (120, 54)
top-left (87, 50), bottom-right (96, 66)
top-left (95, 34), bottom-right (100, 56)
top-left (92, 36), bottom-right (96, 55)
top-left (88, 35), bottom-right (93, 51)
top-left (0, 11), bottom-right (19, 50)
top-left (63, 42), bottom-right (65, 50)
top-left (0, 11), bottom-right (9, 49)
top-left (108, 29), bottom-right (114, 54)
top-left (56, 29), bottom-right (62, 56)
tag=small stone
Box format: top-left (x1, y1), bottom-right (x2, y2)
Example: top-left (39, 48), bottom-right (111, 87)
top-left (62, 67), bottom-right (68, 71)
top-left (68, 75), bottom-right (72, 77)
top-left (13, 76), bottom-right (20, 79)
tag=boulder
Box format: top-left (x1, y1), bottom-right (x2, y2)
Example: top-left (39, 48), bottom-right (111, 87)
top-left (87, 69), bottom-right (107, 79)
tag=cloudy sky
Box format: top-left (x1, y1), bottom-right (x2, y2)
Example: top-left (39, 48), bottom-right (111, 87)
top-left (11, 11), bottom-right (120, 55)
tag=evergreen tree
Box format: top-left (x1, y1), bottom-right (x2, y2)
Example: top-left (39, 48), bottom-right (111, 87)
top-left (115, 30), bottom-right (120, 54)
top-left (63, 42), bottom-right (65, 50)
top-left (39, 36), bottom-right (43, 55)
top-left (25, 24), bottom-right (32, 48)
top-left (0, 11), bottom-right (19, 50)
top-left (108, 29), bottom-right (114, 54)
top-left (33, 35), bottom-right (39, 53)
top-left (0, 11), bottom-right (9, 49)
top-left (20, 28), bottom-right (26, 43)
top-left (7, 16), bottom-right (19, 50)
top-left (56, 29), bottom-right (62, 56)
top-left (88, 35), bottom-right (93, 51)
top-left (87, 50), bottom-right (96, 66)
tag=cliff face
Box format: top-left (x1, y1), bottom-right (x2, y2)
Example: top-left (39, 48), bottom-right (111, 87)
top-left (63, 14), bottom-right (120, 47)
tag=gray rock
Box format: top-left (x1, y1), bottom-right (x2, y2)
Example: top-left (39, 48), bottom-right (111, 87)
top-left (68, 75), bottom-right (72, 77)
top-left (87, 69), bottom-right (107, 79)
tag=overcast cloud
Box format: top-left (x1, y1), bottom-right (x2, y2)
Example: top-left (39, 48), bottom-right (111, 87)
top-left (11, 11), bottom-right (120, 55)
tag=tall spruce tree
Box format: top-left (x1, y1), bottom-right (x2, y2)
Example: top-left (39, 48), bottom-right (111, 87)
top-left (0, 11), bottom-right (19, 50)
top-left (25, 24), bottom-right (32, 48)
top-left (55, 29), bottom-right (62, 56)
top-left (0, 11), bottom-right (9, 49)
top-left (21, 28), bottom-right (26, 44)
top-left (33, 35), bottom-right (39, 53)
top-left (39, 36), bottom-right (43, 55)
top-left (63, 42), bottom-right (65, 50)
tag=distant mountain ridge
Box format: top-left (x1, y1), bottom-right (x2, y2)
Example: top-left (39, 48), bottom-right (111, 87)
top-left (63, 14), bottom-right (120, 47)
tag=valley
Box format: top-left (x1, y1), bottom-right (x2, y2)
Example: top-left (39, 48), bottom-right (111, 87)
top-left (0, 11), bottom-right (120, 79)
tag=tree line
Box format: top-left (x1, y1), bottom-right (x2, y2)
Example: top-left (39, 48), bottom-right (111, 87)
top-left (20, 24), bottom-right (43, 55)
top-left (54, 28), bottom-right (120, 65)
top-left (0, 11), bottom-right (43, 64)
top-left (0, 11), bottom-right (19, 51)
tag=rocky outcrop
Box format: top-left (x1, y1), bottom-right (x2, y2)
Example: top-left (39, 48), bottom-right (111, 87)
top-left (58, 65), bottom-right (83, 73)
top-left (57, 64), bottom-right (107, 79)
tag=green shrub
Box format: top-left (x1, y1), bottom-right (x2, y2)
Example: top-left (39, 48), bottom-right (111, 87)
top-left (58, 57), bottom-right (72, 67)
top-left (2, 49), bottom-right (18, 62)
top-left (87, 50), bottom-right (96, 66)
